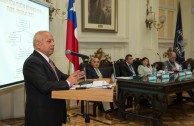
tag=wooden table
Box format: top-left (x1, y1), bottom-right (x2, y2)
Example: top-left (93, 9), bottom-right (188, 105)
top-left (52, 78), bottom-right (114, 126)
top-left (52, 78), bottom-right (114, 102)
top-left (117, 77), bottom-right (194, 126)
top-left (52, 88), bottom-right (114, 102)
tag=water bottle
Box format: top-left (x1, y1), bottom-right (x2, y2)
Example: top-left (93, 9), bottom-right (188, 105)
top-left (179, 64), bottom-right (182, 72)
top-left (187, 63), bottom-right (191, 71)
top-left (152, 66), bottom-right (157, 76)
top-left (111, 73), bottom-right (115, 84)
top-left (164, 65), bottom-right (168, 74)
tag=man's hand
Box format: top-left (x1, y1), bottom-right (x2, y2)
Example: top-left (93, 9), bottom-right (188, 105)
top-left (67, 70), bottom-right (85, 85)
top-left (172, 67), bottom-right (178, 71)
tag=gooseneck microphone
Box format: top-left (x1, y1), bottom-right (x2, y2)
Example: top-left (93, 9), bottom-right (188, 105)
top-left (157, 53), bottom-right (161, 62)
top-left (65, 50), bottom-right (89, 59)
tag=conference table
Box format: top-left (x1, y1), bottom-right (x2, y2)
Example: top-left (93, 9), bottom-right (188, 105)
top-left (116, 76), bottom-right (194, 126)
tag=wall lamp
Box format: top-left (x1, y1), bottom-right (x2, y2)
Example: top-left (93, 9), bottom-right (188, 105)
top-left (46, 0), bottom-right (66, 21)
top-left (145, 0), bottom-right (166, 31)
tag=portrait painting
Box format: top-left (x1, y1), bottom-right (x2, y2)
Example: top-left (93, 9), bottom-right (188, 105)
top-left (82, 0), bottom-right (118, 32)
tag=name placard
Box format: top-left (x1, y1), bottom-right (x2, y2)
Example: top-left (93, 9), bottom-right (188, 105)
top-left (162, 74), bottom-right (169, 83)
top-left (179, 72), bottom-right (185, 81)
top-left (185, 71), bottom-right (192, 79)
top-left (148, 76), bottom-right (157, 83)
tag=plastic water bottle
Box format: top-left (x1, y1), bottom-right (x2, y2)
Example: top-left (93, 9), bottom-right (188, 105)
top-left (152, 66), bottom-right (157, 76)
top-left (187, 63), bottom-right (191, 71)
top-left (164, 65), bottom-right (168, 74)
top-left (179, 64), bottom-right (182, 72)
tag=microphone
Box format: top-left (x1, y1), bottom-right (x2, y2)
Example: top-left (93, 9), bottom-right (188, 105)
top-left (157, 53), bottom-right (161, 62)
top-left (66, 50), bottom-right (89, 59)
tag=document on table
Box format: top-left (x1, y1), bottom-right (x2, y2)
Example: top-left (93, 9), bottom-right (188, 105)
top-left (115, 76), bottom-right (133, 79)
top-left (70, 81), bottom-right (112, 89)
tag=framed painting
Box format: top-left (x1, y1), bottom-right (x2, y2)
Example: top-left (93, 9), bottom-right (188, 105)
top-left (82, 0), bottom-right (118, 33)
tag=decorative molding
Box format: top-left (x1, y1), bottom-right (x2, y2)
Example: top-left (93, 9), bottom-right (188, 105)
top-left (90, 48), bottom-right (111, 62)
top-left (79, 42), bottom-right (128, 61)
top-left (78, 36), bottom-right (129, 43)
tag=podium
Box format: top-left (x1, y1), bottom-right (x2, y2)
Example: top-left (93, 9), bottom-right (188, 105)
top-left (52, 83), bottom-right (114, 126)
top-left (52, 88), bottom-right (114, 102)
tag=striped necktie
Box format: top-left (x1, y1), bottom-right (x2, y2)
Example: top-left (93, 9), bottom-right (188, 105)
top-left (49, 59), bottom-right (59, 81)
top-left (95, 68), bottom-right (102, 78)
top-left (129, 64), bottom-right (136, 76)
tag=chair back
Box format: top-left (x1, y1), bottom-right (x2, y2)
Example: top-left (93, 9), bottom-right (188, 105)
top-left (113, 59), bottom-right (125, 77)
top-left (99, 60), bottom-right (113, 78)
top-left (133, 58), bottom-right (141, 73)
top-left (152, 62), bottom-right (164, 71)
top-left (184, 58), bottom-right (194, 71)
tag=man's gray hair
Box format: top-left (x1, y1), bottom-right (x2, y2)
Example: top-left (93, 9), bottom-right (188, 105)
top-left (33, 31), bottom-right (49, 49)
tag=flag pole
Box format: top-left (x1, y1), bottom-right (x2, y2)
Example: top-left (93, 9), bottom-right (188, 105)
top-left (66, 0), bottom-right (79, 121)
top-left (66, 61), bottom-right (77, 122)
top-left (66, 60), bottom-right (71, 122)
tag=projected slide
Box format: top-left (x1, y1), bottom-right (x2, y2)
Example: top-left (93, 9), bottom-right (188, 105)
top-left (0, 0), bottom-right (49, 87)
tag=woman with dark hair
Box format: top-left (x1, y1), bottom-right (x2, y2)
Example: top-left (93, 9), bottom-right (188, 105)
top-left (138, 57), bottom-right (152, 77)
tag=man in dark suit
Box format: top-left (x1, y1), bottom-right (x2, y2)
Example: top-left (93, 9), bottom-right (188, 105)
top-left (118, 54), bottom-right (151, 108)
top-left (164, 51), bottom-right (194, 103)
top-left (163, 51), bottom-right (180, 71)
top-left (23, 31), bottom-right (84, 126)
top-left (86, 57), bottom-right (115, 120)
top-left (86, 57), bottom-right (105, 79)
top-left (119, 54), bottom-right (137, 76)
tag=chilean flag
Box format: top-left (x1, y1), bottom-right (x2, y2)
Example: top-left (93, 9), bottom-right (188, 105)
top-left (66, 0), bottom-right (79, 71)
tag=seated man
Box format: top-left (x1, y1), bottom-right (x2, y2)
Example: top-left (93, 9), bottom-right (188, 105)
top-left (163, 51), bottom-right (180, 71)
top-left (86, 57), bottom-right (116, 120)
top-left (119, 54), bottom-right (151, 107)
top-left (119, 54), bottom-right (137, 76)
top-left (164, 51), bottom-right (194, 102)
top-left (86, 57), bottom-right (104, 79)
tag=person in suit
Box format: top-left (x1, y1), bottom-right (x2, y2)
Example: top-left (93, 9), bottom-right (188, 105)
top-left (119, 54), bottom-right (137, 76)
top-left (163, 51), bottom-right (180, 71)
top-left (23, 31), bottom-right (84, 126)
top-left (119, 55), bottom-right (151, 107)
top-left (118, 54), bottom-right (136, 111)
top-left (138, 57), bottom-right (152, 77)
top-left (86, 57), bottom-right (104, 79)
top-left (86, 57), bottom-right (115, 120)
top-left (164, 51), bottom-right (194, 103)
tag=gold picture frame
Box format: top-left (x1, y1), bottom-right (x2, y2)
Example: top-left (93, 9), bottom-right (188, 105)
top-left (82, 0), bottom-right (118, 33)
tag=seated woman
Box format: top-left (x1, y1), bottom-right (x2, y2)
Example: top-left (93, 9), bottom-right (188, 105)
top-left (138, 57), bottom-right (152, 77)
top-left (137, 57), bottom-right (152, 107)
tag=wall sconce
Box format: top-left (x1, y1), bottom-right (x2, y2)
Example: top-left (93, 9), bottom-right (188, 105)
top-left (46, 0), bottom-right (66, 21)
top-left (145, 0), bottom-right (166, 31)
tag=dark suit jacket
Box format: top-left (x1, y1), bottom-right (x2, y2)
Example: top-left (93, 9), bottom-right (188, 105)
top-left (23, 50), bottom-right (69, 126)
top-left (119, 62), bottom-right (137, 77)
top-left (86, 65), bottom-right (105, 79)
